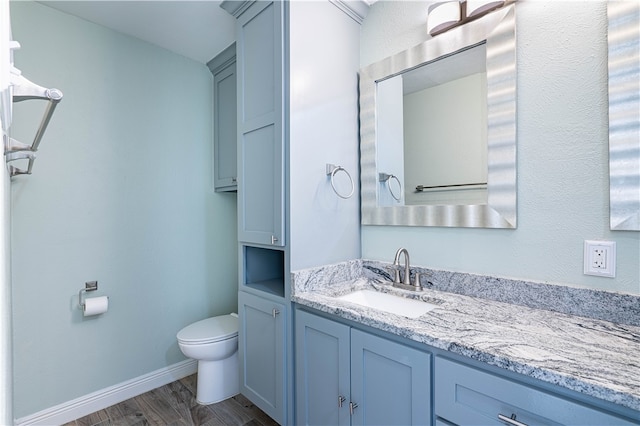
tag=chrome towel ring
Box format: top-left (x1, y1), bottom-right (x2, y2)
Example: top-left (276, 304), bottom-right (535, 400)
top-left (379, 172), bottom-right (402, 202)
top-left (326, 163), bottom-right (354, 199)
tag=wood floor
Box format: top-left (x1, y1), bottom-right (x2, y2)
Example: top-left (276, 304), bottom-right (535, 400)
top-left (62, 375), bottom-right (279, 426)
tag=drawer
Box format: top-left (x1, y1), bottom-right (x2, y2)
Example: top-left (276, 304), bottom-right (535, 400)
top-left (435, 357), bottom-right (635, 426)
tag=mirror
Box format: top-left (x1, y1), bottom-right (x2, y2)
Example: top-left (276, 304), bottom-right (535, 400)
top-left (608, 2), bottom-right (640, 231)
top-left (360, 4), bottom-right (516, 228)
top-left (376, 43), bottom-right (488, 207)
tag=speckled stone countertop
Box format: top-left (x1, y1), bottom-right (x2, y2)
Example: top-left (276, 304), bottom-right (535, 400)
top-left (291, 260), bottom-right (640, 413)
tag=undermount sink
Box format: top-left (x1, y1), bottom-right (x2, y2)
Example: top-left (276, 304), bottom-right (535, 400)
top-left (337, 289), bottom-right (439, 319)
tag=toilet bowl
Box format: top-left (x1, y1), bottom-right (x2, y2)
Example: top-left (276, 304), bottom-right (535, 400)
top-left (177, 313), bottom-right (239, 405)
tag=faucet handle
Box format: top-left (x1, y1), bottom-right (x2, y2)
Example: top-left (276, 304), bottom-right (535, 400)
top-left (388, 265), bottom-right (401, 283)
top-left (413, 272), bottom-right (423, 290)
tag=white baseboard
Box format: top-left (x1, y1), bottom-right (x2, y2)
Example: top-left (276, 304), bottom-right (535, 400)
top-left (14, 359), bottom-right (197, 426)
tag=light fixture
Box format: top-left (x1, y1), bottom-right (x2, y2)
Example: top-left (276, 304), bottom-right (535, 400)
top-left (466, 0), bottom-right (506, 19)
top-left (427, 1), bottom-right (461, 36)
top-left (427, 0), bottom-right (512, 37)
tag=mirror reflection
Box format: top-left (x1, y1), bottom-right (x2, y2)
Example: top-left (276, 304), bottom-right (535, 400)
top-left (376, 43), bottom-right (488, 207)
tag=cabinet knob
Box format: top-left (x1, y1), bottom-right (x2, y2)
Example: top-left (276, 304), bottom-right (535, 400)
top-left (349, 402), bottom-right (358, 415)
top-left (232, 177), bottom-right (237, 183)
top-left (272, 308), bottom-right (280, 318)
top-left (498, 413), bottom-right (528, 426)
top-left (271, 235), bottom-right (279, 245)
top-left (338, 395), bottom-right (346, 408)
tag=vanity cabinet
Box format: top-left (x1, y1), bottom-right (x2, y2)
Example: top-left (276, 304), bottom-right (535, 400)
top-left (208, 43), bottom-right (237, 192)
top-left (295, 310), bottom-right (432, 425)
top-left (238, 291), bottom-right (287, 425)
top-left (435, 357), bottom-right (636, 426)
top-left (235, 0), bottom-right (285, 246)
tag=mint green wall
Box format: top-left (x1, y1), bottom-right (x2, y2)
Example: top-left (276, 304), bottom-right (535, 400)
top-left (10, 2), bottom-right (237, 418)
top-left (361, 1), bottom-right (640, 295)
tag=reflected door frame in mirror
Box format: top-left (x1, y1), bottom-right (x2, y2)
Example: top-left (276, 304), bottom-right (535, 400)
top-left (359, 4), bottom-right (517, 228)
top-left (608, 1), bottom-right (640, 231)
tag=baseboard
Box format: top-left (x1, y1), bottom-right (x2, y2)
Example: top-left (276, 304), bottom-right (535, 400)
top-left (14, 359), bottom-right (197, 426)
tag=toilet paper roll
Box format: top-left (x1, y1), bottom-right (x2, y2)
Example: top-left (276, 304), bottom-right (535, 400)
top-left (83, 296), bottom-right (109, 316)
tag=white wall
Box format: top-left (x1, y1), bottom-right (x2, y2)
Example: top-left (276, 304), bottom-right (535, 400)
top-left (288, 1), bottom-right (361, 270)
top-left (361, 1), bottom-right (640, 294)
top-left (403, 73), bottom-right (487, 205)
top-left (10, 2), bottom-right (238, 418)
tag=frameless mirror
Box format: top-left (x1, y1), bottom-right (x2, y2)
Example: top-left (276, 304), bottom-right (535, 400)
top-left (608, 1), bottom-right (640, 231)
top-left (360, 4), bottom-right (516, 228)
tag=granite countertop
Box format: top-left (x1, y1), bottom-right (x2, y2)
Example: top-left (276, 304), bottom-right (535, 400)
top-left (291, 267), bottom-right (640, 413)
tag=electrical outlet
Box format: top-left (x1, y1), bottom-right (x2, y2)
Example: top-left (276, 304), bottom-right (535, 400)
top-left (584, 240), bottom-right (616, 278)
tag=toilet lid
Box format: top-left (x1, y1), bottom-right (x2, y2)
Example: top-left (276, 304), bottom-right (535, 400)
top-left (177, 314), bottom-right (238, 344)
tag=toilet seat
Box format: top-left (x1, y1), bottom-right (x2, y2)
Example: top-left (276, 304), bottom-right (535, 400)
top-left (177, 314), bottom-right (238, 345)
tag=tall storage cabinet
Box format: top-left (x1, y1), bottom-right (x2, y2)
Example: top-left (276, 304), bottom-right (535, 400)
top-left (235, 0), bottom-right (285, 247)
top-left (222, 1), bottom-right (289, 424)
top-left (221, 1), bottom-right (364, 424)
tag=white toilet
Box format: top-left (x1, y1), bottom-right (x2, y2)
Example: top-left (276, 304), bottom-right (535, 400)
top-left (177, 313), bottom-right (239, 405)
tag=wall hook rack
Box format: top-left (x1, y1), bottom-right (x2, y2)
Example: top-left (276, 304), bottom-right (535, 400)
top-left (5, 61), bottom-right (63, 177)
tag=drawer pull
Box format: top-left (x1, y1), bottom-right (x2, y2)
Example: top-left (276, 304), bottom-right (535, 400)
top-left (349, 402), bottom-right (358, 415)
top-left (338, 395), bottom-right (346, 408)
top-left (272, 308), bottom-right (280, 318)
top-left (271, 235), bottom-right (279, 245)
top-left (498, 413), bottom-right (528, 426)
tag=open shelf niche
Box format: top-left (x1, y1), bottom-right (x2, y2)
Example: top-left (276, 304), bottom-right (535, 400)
top-left (243, 245), bottom-right (285, 298)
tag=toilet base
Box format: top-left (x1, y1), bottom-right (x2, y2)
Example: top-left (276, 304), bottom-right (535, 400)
top-left (195, 351), bottom-right (239, 405)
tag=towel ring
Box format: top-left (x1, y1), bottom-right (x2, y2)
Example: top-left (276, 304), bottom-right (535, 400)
top-left (379, 172), bottom-right (402, 202)
top-left (326, 164), bottom-right (354, 199)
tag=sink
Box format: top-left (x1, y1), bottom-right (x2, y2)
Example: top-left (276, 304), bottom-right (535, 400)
top-left (336, 290), bottom-right (439, 319)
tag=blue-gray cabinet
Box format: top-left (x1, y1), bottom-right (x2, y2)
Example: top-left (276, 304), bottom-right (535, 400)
top-left (234, 0), bottom-right (285, 246)
top-left (435, 357), bottom-right (637, 426)
top-left (295, 310), bottom-right (351, 425)
top-left (222, 1), bottom-right (290, 423)
top-left (238, 291), bottom-right (286, 425)
top-left (208, 42), bottom-right (237, 192)
top-left (295, 310), bottom-right (432, 425)
top-left (222, 1), bottom-right (363, 423)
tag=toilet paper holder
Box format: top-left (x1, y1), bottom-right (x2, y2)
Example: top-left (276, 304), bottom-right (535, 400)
top-left (78, 281), bottom-right (98, 310)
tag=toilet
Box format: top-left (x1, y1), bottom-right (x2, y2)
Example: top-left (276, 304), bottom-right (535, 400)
top-left (177, 313), bottom-right (239, 405)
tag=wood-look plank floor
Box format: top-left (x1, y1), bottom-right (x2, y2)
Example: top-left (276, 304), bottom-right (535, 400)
top-left (62, 375), bottom-right (279, 426)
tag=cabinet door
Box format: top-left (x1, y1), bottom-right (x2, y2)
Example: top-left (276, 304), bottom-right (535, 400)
top-left (236, 0), bottom-right (285, 246)
top-left (350, 329), bottom-right (432, 426)
top-left (213, 54), bottom-right (237, 191)
top-left (295, 310), bottom-right (351, 426)
top-left (238, 291), bottom-right (286, 424)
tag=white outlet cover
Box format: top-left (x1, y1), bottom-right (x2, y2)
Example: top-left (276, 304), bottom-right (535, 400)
top-left (583, 240), bottom-right (616, 278)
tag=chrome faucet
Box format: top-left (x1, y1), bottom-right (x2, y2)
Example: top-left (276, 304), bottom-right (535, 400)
top-left (391, 248), bottom-right (422, 291)
top-left (393, 248), bottom-right (411, 285)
